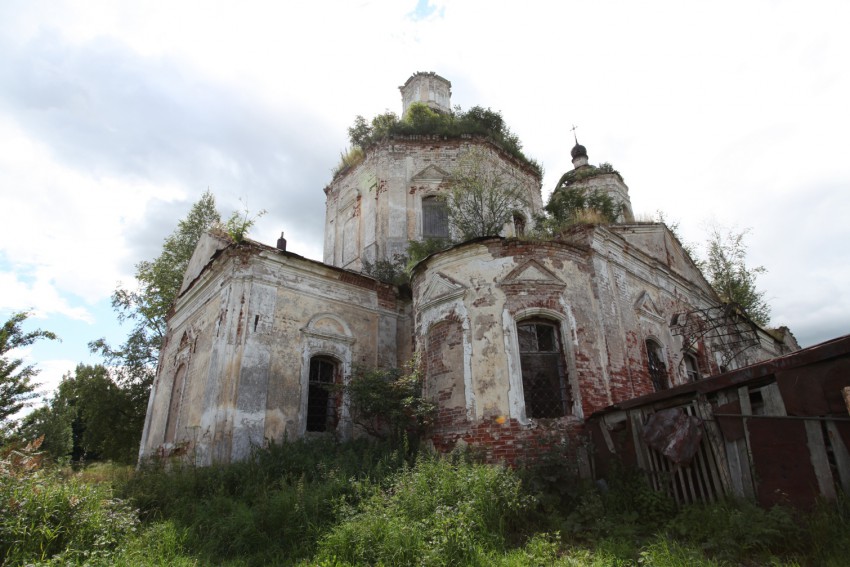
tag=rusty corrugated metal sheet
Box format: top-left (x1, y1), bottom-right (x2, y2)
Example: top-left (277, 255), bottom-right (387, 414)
top-left (776, 357), bottom-right (850, 416)
top-left (747, 419), bottom-right (819, 508)
top-left (714, 400), bottom-right (745, 441)
top-left (590, 334), bottom-right (850, 417)
top-left (588, 333), bottom-right (850, 509)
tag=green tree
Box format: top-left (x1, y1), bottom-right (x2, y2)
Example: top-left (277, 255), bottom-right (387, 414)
top-left (536, 186), bottom-right (621, 237)
top-left (704, 226), bottom-right (771, 326)
top-left (16, 388), bottom-right (75, 461)
top-left (91, 191), bottom-right (220, 389)
top-left (344, 354), bottom-right (434, 444)
top-left (0, 312), bottom-right (57, 428)
top-left (19, 364), bottom-right (143, 463)
top-left (444, 147), bottom-right (528, 241)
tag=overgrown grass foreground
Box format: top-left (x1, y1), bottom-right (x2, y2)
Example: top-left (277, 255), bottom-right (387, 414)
top-left (2, 438), bottom-right (850, 566)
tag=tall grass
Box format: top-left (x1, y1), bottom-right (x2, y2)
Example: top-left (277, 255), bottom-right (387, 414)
top-left (120, 437), bottom-right (409, 564)
top-left (316, 457), bottom-right (533, 566)
top-left (0, 468), bottom-right (138, 565)
top-left (4, 438), bottom-right (850, 566)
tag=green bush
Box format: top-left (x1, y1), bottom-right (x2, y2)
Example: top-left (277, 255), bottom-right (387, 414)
top-left (341, 104), bottom-right (542, 178)
top-left (121, 438), bottom-right (408, 564)
top-left (0, 469), bottom-right (138, 564)
top-left (804, 494), bottom-right (850, 566)
top-left (666, 498), bottom-right (797, 562)
top-left (7, 439), bottom-right (848, 565)
top-left (563, 465), bottom-right (674, 542)
top-left (343, 355), bottom-right (434, 444)
top-left (113, 521), bottom-right (198, 566)
top-left (316, 457), bottom-right (534, 566)
top-left (639, 537), bottom-right (726, 567)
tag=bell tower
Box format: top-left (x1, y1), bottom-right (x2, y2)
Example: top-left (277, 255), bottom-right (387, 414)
top-left (399, 72), bottom-right (452, 115)
top-left (323, 73), bottom-right (542, 271)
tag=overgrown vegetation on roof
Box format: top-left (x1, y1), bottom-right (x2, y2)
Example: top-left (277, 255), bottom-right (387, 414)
top-left (336, 103), bottom-right (542, 178)
top-left (533, 185), bottom-right (623, 237)
top-left (555, 162), bottom-right (622, 189)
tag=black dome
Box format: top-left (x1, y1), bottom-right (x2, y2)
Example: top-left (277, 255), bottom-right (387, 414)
top-left (570, 143), bottom-right (587, 159)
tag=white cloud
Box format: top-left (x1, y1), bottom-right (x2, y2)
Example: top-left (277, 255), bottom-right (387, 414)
top-left (0, 0), bottom-right (847, 367)
top-left (0, 270), bottom-right (93, 322)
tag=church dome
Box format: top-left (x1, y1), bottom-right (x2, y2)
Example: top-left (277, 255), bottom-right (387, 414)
top-left (570, 143), bottom-right (588, 159)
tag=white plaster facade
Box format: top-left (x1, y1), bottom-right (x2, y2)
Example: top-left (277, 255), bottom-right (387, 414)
top-left (323, 138), bottom-right (542, 271)
top-left (139, 74), bottom-right (797, 465)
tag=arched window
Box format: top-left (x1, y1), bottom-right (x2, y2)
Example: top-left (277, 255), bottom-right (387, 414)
top-left (513, 213), bottom-right (526, 237)
top-left (164, 364), bottom-right (186, 444)
top-left (306, 356), bottom-right (339, 432)
top-left (517, 319), bottom-right (570, 418)
top-left (422, 196), bottom-right (449, 239)
top-left (646, 339), bottom-right (668, 391)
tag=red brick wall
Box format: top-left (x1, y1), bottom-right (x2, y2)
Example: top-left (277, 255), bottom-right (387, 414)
top-left (430, 417), bottom-right (586, 466)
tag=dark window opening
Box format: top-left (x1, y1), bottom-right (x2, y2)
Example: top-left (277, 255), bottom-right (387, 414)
top-left (422, 196), bottom-right (449, 239)
top-left (749, 388), bottom-right (765, 415)
top-left (513, 213), bottom-right (526, 237)
top-left (646, 340), bottom-right (668, 391)
top-left (518, 320), bottom-right (570, 418)
top-left (684, 352), bottom-right (700, 382)
top-left (307, 356), bottom-right (338, 432)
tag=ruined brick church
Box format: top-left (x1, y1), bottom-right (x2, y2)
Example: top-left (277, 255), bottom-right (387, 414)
top-left (139, 73), bottom-right (796, 465)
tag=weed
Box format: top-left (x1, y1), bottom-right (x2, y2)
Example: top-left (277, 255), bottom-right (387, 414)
top-left (317, 456), bottom-right (534, 566)
top-left (666, 498), bottom-right (797, 562)
top-left (0, 468), bottom-right (138, 564)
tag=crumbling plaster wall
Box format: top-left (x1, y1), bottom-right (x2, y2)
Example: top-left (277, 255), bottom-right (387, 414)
top-left (409, 224), bottom-right (788, 463)
top-left (324, 138), bottom-right (543, 270)
top-left (584, 223), bottom-right (789, 393)
top-left (411, 239), bottom-right (605, 463)
top-left (140, 245), bottom-right (410, 465)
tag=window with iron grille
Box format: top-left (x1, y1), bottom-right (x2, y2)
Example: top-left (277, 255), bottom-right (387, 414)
top-left (646, 340), bottom-right (668, 391)
top-left (518, 320), bottom-right (570, 418)
top-left (422, 196), bottom-right (449, 238)
top-left (307, 356), bottom-right (338, 432)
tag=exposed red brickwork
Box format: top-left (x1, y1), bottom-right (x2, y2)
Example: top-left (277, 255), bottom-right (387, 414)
top-left (484, 239), bottom-right (590, 264)
top-left (425, 317), bottom-right (466, 434)
top-left (335, 272), bottom-right (398, 310)
top-left (429, 417), bottom-right (587, 466)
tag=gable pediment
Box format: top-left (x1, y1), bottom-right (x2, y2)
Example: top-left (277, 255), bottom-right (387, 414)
top-left (411, 164), bottom-right (450, 182)
top-left (500, 259), bottom-right (565, 288)
top-left (420, 272), bottom-right (466, 309)
top-left (635, 291), bottom-right (666, 323)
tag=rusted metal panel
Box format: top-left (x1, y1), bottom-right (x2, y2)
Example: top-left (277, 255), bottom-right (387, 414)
top-left (588, 335), bottom-right (850, 509)
top-left (715, 400), bottom-right (745, 440)
top-left (747, 418), bottom-right (819, 508)
top-left (642, 408), bottom-right (703, 465)
top-left (592, 334), bottom-right (850, 416)
top-left (776, 358), bottom-right (850, 416)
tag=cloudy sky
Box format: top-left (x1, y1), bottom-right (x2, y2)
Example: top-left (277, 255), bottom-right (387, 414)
top-left (1, 0), bottom-right (848, 399)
